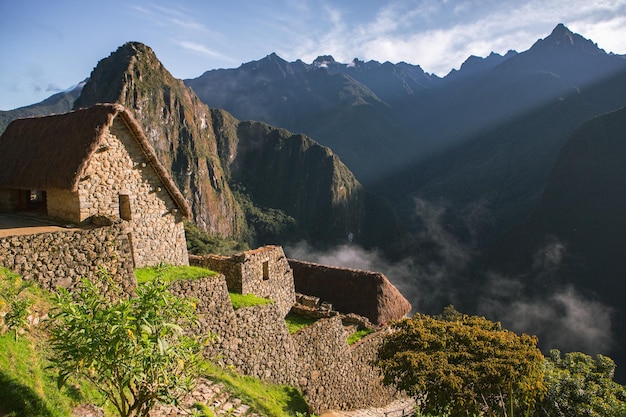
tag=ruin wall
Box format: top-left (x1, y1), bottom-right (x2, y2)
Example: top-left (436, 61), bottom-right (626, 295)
top-left (289, 259), bottom-right (412, 326)
top-left (169, 275), bottom-right (400, 414)
top-left (189, 246), bottom-right (295, 316)
top-left (0, 224), bottom-right (135, 294)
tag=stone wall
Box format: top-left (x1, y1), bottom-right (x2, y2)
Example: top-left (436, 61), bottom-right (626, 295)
top-left (168, 274), bottom-right (401, 414)
top-left (226, 304), bottom-right (299, 385)
top-left (289, 259), bottom-right (412, 326)
top-left (292, 317), bottom-right (398, 412)
top-left (167, 274), bottom-right (237, 336)
top-left (0, 224), bottom-right (135, 294)
top-left (72, 118), bottom-right (188, 267)
top-left (168, 274), bottom-right (299, 385)
top-left (190, 246), bottom-right (295, 316)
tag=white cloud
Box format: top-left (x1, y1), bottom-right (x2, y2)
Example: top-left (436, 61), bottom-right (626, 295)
top-left (177, 41), bottom-right (235, 62)
top-left (275, 0), bottom-right (626, 74)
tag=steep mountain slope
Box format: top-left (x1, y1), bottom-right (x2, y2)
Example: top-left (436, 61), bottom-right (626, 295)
top-left (72, 42), bottom-right (390, 247)
top-left (75, 42), bottom-right (245, 237)
top-left (487, 106), bottom-right (626, 295)
top-left (380, 24), bottom-right (626, 244)
top-left (481, 106), bottom-right (626, 380)
top-left (185, 53), bottom-right (415, 184)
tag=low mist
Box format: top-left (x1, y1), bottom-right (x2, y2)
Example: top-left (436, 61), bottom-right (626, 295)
top-left (286, 197), bottom-right (616, 359)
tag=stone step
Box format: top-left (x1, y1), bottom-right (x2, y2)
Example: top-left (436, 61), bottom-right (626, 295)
top-left (148, 377), bottom-right (259, 417)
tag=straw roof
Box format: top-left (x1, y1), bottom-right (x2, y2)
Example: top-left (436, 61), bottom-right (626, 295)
top-left (0, 103), bottom-right (192, 218)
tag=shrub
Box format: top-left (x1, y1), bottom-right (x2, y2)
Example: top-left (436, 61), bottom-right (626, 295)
top-left (48, 277), bottom-right (204, 417)
top-left (537, 349), bottom-right (626, 417)
top-left (378, 306), bottom-right (546, 417)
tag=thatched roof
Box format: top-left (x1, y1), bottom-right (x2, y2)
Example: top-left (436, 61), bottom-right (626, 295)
top-left (0, 103), bottom-right (192, 218)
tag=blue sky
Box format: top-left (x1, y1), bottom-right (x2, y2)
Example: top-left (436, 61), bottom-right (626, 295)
top-left (1, 0), bottom-right (625, 110)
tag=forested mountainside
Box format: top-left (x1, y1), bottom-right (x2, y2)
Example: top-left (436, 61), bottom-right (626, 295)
top-left (479, 106), bottom-right (626, 381)
top-left (186, 24), bottom-right (626, 248)
top-left (1, 42), bottom-right (398, 249)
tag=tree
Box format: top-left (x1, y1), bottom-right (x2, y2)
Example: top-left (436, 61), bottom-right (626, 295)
top-left (377, 306), bottom-right (546, 417)
top-left (48, 276), bottom-right (203, 417)
top-left (537, 349), bottom-right (626, 417)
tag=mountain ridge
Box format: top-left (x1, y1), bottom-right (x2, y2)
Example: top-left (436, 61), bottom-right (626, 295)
top-left (37, 42), bottom-right (394, 249)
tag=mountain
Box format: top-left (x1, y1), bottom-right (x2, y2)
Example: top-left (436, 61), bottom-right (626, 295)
top-left (185, 25), bottom-right (626, 251)
top-left (480, 106), bottom-right (626, 381)
top-left (182, 25), bottom-right (626, 367)
top-left (185, 53), bottom-right (417, 184)
top-left (75, 42), bottom-right (245, 237)
top-left (391, 24), bottom-right (626, 245)
top-left (70, 42), bottom-right (397, 248)
top-left (0, 82), bottom-right (84, 134)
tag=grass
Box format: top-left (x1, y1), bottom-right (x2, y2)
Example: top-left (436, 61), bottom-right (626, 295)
top-left (201, 362), bottom-right (308, 417)
top-left (229, 292), bottom-right (273, 310)
top-left (0, 270), bottom-right (308, 417)
top-left (284, 312), bottom-right (318, 334)
top-left (0, 274), bottom-right (109, 417)
top-left (134, 264), bottom-right (217, 284)
top-left (347, 328), bottom-right (375, 345)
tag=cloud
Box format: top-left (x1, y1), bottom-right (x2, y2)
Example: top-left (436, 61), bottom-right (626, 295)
top-left (288, 196), bottom-right (615, 357)
top-left (286, 198), bottom-right (481, 314)
top-left (496, 286), bottom-right (614, 355)
top-left (478, 238), bottom-right (615, 355)
top-left (276, 0), bottom-right (626, 75)
top-left (177, 41), bottom-right (234, 61)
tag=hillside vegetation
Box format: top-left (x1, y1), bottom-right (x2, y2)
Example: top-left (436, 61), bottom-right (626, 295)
top-left (0, 267), bottom-right (308, 417)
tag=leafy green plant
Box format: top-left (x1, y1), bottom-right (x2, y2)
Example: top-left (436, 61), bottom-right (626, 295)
top-left (135, 264), bottom-right (217, 284)
top-left (284, 312), bottom-right (318, 334)
top-left (536, 349), bottom-right (626, 417)
top-left (0, 277), bottom-right (106, 417)
top-left (378, 306), bottom-right (546, 417)
top-left (0, 267), bottom-right (33, 341)
top-left (229, 292), bottom-right (273, 310)
top-left (192, 402), bottom-right (215, 417)
top-left (48, 277), bottom-right (204, 417)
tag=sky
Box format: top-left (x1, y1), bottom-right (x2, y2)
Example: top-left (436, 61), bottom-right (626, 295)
top-left (1, 0), bottom-right (626, 110)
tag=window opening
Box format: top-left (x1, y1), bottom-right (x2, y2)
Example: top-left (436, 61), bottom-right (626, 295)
top-left (119, 194), bottom-right (132, 220)
top-left (262, 261), bottom-right (270, 280)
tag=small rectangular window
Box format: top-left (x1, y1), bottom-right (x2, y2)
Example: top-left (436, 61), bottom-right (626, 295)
top-left (262, 261), bottom-right (270, 280)
top-left (119, 194), bottom-right (132, 220)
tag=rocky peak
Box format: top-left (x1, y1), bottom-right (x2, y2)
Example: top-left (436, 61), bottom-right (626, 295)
top-left (313, 55), bottom-right (337, 68)
top-left (74, 41), bottom-right (246, 237)
top-left (530, 23), bottom-right (605, 55)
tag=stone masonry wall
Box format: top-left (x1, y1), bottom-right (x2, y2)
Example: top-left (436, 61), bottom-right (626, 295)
top-left (190, 246), bottom-right (295, 316)
top-left (168, 274), bottom-right (298, 386)
top-left (0, 224), bottom-right (135, 294)
top-left (289, 259), bottom-right (412, 326)
top-left (292, 317), bottom-right (398, 412)
top-left (226, 304), bottom-right (299, 385)
top-left (169, 274), bottom-right (400, 414)
top-left (73, 118), bottom-right (187, 267)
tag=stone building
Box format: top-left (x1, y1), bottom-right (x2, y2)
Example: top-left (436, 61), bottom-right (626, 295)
top-left (190, 246), bottom-right (296, 316)
top-left (289, 259), bottom-right (412, 326)
top-left (0, 104), bottom-right (191, 267)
